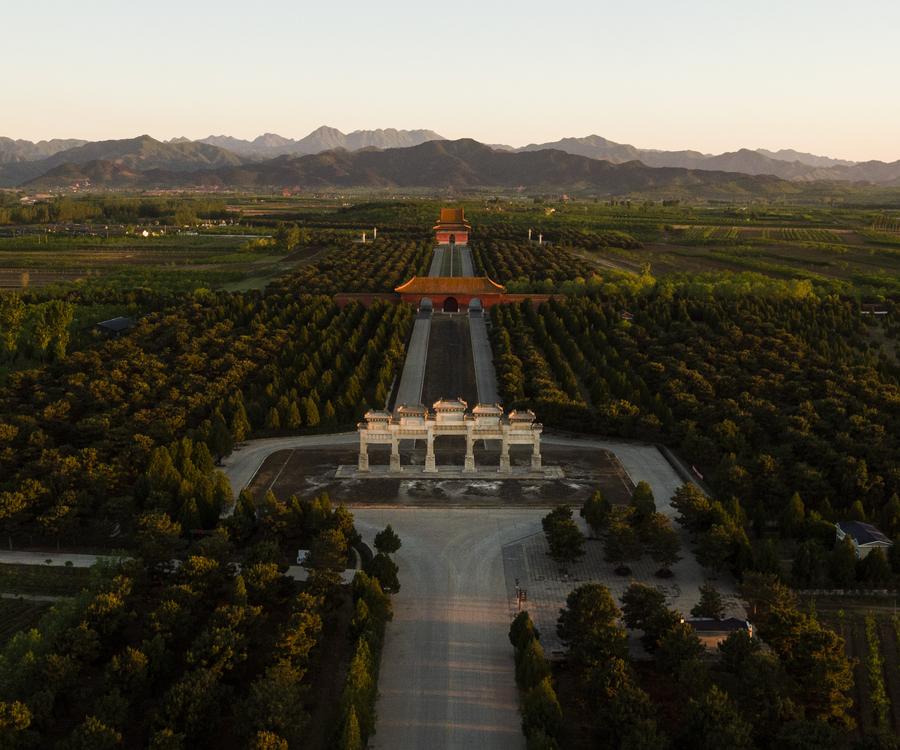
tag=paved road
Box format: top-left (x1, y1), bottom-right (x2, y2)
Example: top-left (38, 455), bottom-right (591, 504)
top-left (394, 312), bottom-right (432, 408)
top-left (459, 246), bottom-right (475, 276)
top-left (0, 592), bottom-right (69, 602)
top-left (468, 311), bottom-right (500, 405)
top-left (0, 550), bottom-right (118, 568)
top-left (353, 508), bottom-right (532, 750)
top-left (422, 315), bottom-right (477, 406)
top-left (220, 432), bottom-right (358, 497)
top-left (430, 247), bottom-right (446, 277)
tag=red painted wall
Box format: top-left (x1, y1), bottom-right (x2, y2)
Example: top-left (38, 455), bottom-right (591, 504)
top-left (435, 231), bottom-right (469, 245)
top-left (399, 292), bottom-right (503, 308)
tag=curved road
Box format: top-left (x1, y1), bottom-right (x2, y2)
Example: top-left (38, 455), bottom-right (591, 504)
top-left (220, 432), bottom-right (358, 498)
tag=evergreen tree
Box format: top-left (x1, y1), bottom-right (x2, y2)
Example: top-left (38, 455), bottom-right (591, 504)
top-left (630, 480), bottom-right (656, 522)
top-left (516, 637), bottom-right (551, 690)
top-left (860, 547), bottom-right (891, 584)
top-left (374, 524), bottom-right (402, 554)
top-left (691, 582), bottom-right (725, 619)
top-left (580, 489), bottom-right (611, 536)
top-left (305, 398), bottom-right (320, 428)
top-left (829, 537), bottom-right (858, 587)
top-left (338, 707), bottom-right (363, 750)
top-left (680, 686), bottom-right (754, 750)
top-left (781, 492), bottom-right (806, 536)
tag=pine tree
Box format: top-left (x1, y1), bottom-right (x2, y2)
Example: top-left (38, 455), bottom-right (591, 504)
top-left (691, 582), bottom-right (726, 619)
top-left (305, 398), bottom-right (320, 428)
top-left (286, 402), bottom-right (302, 429)
top-left (339, 707), bottom-right (363, 750)
top-left (231, 402), bottom-right (251, 442)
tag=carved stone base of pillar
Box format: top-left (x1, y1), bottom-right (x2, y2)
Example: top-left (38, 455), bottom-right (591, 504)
top-left (499, 455), bottom-right (511, 473)
top-left (531, 454), bottom-right (542, 470)
top-left (390, 453), bottom-right (401, 472)
top-left (464, 454), bottom-right (475, 472)
top-left (358, 453), bottom-right (369, 472)
top-left (425, 454), bottom-right (437, 473)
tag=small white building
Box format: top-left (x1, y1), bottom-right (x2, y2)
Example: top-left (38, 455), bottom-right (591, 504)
top-left (835, 521), bottom-right (893, 559)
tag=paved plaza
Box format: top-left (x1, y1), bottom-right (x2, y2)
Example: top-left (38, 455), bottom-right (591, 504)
top-left (352, 508), bottom-right (534, 750)
top-left (503, 518), bottom-right (743, 657)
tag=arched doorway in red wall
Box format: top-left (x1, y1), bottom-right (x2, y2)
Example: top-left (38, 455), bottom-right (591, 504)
top-left (443, 297), bottom-right (459, 313)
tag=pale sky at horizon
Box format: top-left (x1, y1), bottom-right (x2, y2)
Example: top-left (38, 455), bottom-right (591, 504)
top-left (3, 0), bottom-right (898, 162)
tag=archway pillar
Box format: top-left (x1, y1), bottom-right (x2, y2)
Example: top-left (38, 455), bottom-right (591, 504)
top-left (531, 431), bottom-right (542, 471)
top-left (389, 437), bottom-right (401, 472)
top-left (358, 432), bottom-right (369, 472)
top-left (464, 423), bottom-right (475, 473)
top-left (499, 424), bottom-right (511, 474)
top-left (424, 427), bottom-right (437, 473)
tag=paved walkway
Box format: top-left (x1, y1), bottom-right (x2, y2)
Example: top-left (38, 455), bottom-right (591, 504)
top-left (459, 246), bottom-right (474, 276)
top-left (394, 312), bottom-right (431, 407)
top-left (353, 508), bottom-right (531, 750)
top-left (469, 311), bottom-right (500, 405)
top-left (429, 247), bottom-right (446, 276)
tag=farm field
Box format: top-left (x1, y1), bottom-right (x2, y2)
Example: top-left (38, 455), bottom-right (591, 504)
top-left (3, 196), bottom-right (900, 297)
top-left (0, 563), bottom-right (93, 596)
top-left (806, 597), bottom-right (900, 737)
top-left (0, 232), bottom-right (301, 292)
top-left (0, 599), bottom-right (53, 645)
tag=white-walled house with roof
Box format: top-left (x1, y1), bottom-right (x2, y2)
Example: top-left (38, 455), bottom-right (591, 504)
top-left (835, 521), bottom-right (893, 559)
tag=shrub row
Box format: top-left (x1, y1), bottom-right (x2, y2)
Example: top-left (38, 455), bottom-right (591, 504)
top-left (509, 611), bottom-right (563, 749)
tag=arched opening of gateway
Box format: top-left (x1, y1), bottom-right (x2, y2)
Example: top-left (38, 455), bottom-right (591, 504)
top-left (448, 234), bottom-right (456, 245)
top-left (443, 297), bottom-right (459, 313)
top-left (468, 298), bottom-right (482, 314)
top-left (419, 297), bottom-right (433, 313)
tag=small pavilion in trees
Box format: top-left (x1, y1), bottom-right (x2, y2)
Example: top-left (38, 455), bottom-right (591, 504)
top-left (433, 207), bottom-right (471, 245)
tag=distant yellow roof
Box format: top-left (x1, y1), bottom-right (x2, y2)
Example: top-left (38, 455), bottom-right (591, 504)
top-left (395, 276), bottom-right (506, 295)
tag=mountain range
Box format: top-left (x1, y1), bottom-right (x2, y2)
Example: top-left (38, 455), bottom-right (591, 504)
top-left (2, 127), bottom-right (899, 192)
top-left (194, 126), bottom-right (444, 158)
top-left (18, 139), bottom-right (797, 198)
top-left (512, 136), bottom-right (899, 183)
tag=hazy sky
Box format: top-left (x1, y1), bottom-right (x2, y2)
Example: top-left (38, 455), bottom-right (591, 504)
top-left (3, 0), bottom-right (898, 161)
